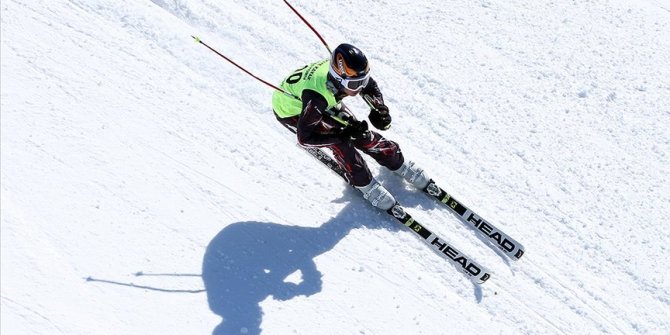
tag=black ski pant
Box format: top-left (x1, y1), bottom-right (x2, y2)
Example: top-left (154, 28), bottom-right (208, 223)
top-left (276, 114), bottom-right (404, 187)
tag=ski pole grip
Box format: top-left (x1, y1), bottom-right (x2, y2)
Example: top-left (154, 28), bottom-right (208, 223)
top-left (363, 95), bottom-right (379, 111)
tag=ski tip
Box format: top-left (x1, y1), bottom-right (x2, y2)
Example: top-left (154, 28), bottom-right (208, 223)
top-left (191, 35), bottom-right (201, 43)
top-left (475, 272), bottom-right (492, 285)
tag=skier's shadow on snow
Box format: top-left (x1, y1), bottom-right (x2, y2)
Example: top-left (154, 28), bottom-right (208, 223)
top-left (202, 184), bottom-right (426, 335)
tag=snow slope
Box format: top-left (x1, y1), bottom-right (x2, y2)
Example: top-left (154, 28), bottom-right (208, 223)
top-left (2, 0), bottom-right (669, 334)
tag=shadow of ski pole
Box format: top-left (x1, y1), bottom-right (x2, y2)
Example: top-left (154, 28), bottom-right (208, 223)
top-left (85, 276), bottom-right (205, 293)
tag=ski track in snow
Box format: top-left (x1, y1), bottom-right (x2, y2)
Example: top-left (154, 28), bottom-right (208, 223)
top-left (2, 0), bottom-right (670, 334)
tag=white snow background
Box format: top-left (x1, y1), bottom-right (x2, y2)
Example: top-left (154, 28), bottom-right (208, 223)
top-left (2, 0), bottom-right (669, 334)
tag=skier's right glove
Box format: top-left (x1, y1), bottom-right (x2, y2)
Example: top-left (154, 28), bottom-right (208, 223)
top-left (340, 120), bottom-right (370, 141)
top-left (368, 105), bottom-right (392, 130)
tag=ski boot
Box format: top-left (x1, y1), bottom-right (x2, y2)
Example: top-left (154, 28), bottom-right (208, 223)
top-left (393, 160), bottom-right (431, 189)
top-left (355, 179), bottom-right (396, 211)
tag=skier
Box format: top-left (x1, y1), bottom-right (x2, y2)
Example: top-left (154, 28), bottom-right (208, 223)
top-left (272, 43), bottom-right (431, 211)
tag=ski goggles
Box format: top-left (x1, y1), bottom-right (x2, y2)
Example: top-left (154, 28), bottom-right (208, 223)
top-left (329, 66), bottom-right (370, 91)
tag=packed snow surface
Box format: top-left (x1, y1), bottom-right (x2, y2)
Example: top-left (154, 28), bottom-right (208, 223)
top-left (2, 0), bottom-right (669, 334)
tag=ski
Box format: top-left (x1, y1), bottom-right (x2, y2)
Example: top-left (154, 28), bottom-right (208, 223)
top-left (300, 145), bottom-right (491, 284)
top-left (422, 180), bottom-right (526, 261)
top-left (302, 146), bottom-right (349, 181)
top-left (385, 202), bottom-right (491, 284)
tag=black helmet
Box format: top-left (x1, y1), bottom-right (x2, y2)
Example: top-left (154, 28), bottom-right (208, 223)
top-left (329, 43), bottom-right (371, 92)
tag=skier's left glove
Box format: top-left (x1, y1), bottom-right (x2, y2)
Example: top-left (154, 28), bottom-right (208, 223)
top-left (340, 120), bottom-right (370, 141)
top-left (369, 105), bottom-right (392, 130)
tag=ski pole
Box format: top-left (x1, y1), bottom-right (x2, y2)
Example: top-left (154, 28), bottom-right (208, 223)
top-left (282, 0), bottom-right (331, 54)
top-left (191, 36), bottom-right (351, 126)
top-left (281, 2), bottom-right (379, 113)
top-left (191, 36), bottom-right (299, 100)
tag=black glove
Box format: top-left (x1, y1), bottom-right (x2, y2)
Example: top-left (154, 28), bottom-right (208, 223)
top-left (369, 105), bottom-right (392, 130)
top-left (340, 120), bottom-right (370, 141)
